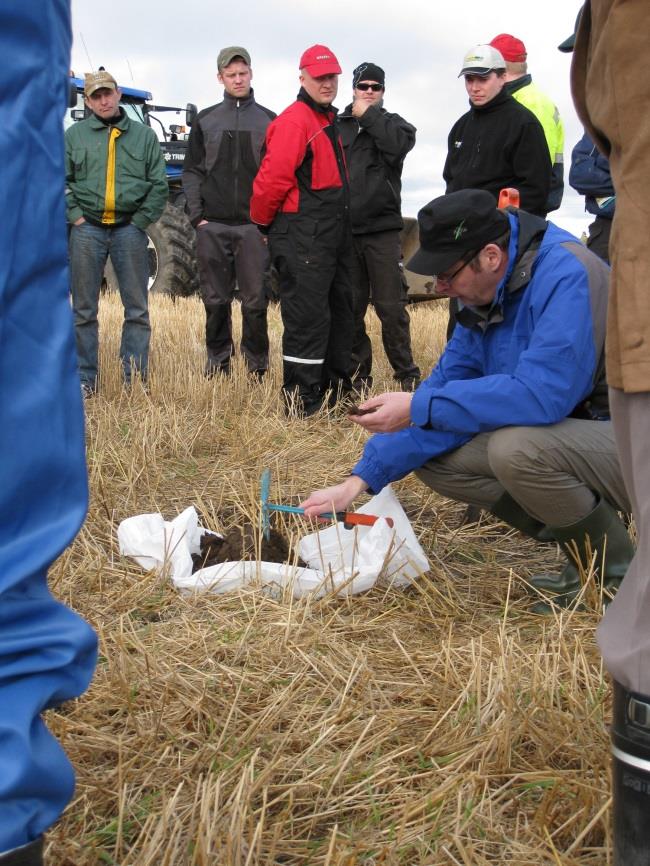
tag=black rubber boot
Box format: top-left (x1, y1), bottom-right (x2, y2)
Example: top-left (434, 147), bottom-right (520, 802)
top-left (489, 491), bottom-right (554, 542)
top-left (529, 497), bottom-right (633, 613)
top-left (611, 680), bottom-right (650, 865)
top-left (0, 838), bottom-right (43, 866)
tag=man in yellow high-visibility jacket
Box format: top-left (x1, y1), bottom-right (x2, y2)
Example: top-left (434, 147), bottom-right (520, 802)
top-left (490, 33), bottom-right (565, 213)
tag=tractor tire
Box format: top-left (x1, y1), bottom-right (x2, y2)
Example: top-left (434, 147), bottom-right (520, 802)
top-left (146, 202), bottom-right (199, 297)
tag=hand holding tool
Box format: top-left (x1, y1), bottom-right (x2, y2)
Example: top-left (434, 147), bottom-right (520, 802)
top-left (260, 469), bottom-right (393, 540)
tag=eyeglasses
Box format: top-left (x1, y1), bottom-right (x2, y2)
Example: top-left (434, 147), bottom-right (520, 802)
top-left (436, 254), bottom-right (476, 287)
top-left (355, 82), bottom-right (383, 92)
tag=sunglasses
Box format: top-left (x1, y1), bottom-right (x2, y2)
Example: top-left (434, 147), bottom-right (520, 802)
top-left (355, 82), bottom-right (383, 92)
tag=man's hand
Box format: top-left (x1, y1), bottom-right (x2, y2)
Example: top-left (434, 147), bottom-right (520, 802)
top-left (197, 219), bottom-right (208, 227)
top-left (348, 392), bottom-right (413, 433)
top-left (74, 217), bottom-right (85, 226)
top-left (351, 99), bottom-right (370, 119)
top-left (301, 475), bottom-right (368, 517)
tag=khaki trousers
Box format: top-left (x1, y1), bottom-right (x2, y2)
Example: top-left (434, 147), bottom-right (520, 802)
top-left (415, 418), bottom-right (630, 528)
top-left (598, 389), bottom-right (650, 694)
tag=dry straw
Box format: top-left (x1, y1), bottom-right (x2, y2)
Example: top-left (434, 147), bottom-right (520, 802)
top-left (49, 294), bottom-right (613, 864)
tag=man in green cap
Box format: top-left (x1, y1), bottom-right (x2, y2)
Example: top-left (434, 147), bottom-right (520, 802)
top-left (183, 47), bottom-right (275, 378)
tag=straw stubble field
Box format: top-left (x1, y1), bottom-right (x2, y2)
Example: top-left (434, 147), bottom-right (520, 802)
top-left (49, 293), bottom-right (613, 865)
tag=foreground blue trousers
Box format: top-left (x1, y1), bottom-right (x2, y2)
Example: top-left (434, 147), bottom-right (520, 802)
top-left (0, 0), bottom-right (98, 853)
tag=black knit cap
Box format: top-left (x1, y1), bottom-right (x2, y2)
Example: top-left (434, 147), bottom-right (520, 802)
top-left (407, 190), bottom-right (509, 276)
top-left (352, 62), bottom-right (385, 88)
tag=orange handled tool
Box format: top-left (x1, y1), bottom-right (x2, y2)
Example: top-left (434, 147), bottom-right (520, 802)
top-left (260, 469), bottom-right (394, 539)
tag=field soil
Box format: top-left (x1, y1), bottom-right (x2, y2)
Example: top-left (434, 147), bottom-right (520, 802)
top-left (192, 527), bottom-right (298, 571)
top-left (48, 295), bottom-right (617, 865)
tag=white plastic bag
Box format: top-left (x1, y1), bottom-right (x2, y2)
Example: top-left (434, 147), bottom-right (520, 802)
top-left (117, 485), bottom-right (429, 598)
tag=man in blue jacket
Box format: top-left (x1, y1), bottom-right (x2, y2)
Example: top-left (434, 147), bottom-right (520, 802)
top-left (302, 189), bottom-right (633, 610)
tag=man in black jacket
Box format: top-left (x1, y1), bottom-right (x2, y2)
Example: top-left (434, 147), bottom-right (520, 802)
top-left (444, 44), bottom-right (551, 217)
top-left (339, 63), bottom-right (420, 391)
top-left (183, 46), bottom-right (275, 377)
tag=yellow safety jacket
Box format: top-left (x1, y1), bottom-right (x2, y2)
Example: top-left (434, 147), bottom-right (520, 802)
top-left (509, 76), bottom-right (564, 211)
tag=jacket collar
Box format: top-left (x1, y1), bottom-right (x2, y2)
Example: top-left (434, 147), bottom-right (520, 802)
top-left (89, 107), bottom-right (129, 130)
top-left (470, 87), bottom-right (511, 114)
top-left (457, 210), bottom-right (548, 331)
top-left (297, 87), bottom-right (337, 117)
top-left (505, 74), bottom-right (533, 96)
top-left (340, 102), bottom-right (384, 120)
top-left (223, 88), bottom-right (255, 106)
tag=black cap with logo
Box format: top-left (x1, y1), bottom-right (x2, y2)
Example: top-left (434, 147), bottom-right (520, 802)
top-left (407, 190), bottom-right (510, 276)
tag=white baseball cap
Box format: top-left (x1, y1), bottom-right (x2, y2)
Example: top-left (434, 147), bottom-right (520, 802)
top-left (458, 44), bottom-right (506, 77)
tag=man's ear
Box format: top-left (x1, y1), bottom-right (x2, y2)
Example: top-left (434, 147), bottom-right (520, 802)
top-left (482, 243), bottom-right (505, 271)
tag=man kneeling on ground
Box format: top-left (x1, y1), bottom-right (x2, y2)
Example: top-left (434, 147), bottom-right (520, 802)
top-left (301, 189), bottom-right (633, 612)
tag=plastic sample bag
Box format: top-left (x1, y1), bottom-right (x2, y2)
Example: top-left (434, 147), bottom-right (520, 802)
top-left (118, 486), bottom-right (429, 598)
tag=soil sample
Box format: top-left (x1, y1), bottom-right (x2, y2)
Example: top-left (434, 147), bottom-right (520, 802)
top-left (191, 525), bottom-right (304, 572)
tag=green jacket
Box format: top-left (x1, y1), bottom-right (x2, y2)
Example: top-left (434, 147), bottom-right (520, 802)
top-left (65, 110), bottom-right (167, 229)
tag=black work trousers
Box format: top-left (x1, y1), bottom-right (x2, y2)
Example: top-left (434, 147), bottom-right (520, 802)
top-left (350, 230), bottom-right (420, 384)
top-left (587, 215), bottom-right (612, 264)
top-left (269, 212), bottom-right (355, 414)
top-left (196, 221), bottom-right (269, 374)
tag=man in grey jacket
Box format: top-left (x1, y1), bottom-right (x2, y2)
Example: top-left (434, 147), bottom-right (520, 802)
top-left (183, 46), bottom-right (275, 377)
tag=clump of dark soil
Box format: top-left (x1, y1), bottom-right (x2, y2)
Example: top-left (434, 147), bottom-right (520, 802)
top-left (191, 526), bottom-right (306, 572)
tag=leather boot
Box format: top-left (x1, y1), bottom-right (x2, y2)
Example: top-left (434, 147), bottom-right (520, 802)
top-left (0, 839), bottom-right (43, 866)
top-left (611, 680), bottom-right (650, 865)
top-left (490, 491), bottom-right (554, 542)
top-left (528, 497), bottom-right (633, 612)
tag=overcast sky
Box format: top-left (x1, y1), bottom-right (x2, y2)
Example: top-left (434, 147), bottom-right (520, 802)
top-left (69, 0), bottom-right (587, 236)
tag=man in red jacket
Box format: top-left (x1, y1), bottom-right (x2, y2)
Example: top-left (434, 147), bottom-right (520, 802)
top-left (250, 44), bottom-right (355, 417)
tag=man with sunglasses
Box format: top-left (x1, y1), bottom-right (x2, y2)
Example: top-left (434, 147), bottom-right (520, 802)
top-left (338, 63), bottom-right (420, 393)
top-left (301, 188), bottom-right (632, 614)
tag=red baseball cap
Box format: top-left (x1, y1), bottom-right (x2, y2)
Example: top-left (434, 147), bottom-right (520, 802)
top-left (299, 44), bottom-right (342, 76)
top-left (490, 34), bottom-right (527, 63)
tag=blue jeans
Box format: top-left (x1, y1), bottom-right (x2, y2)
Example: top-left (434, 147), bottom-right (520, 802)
top-left (69, 221), bottom-right (150, 386)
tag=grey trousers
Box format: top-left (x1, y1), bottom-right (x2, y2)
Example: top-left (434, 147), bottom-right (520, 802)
top-left (415, 418), bottom-right (630, 527)
top-left (598, 389), bottom-right (650, 693)
top-left (196, 221), bottom-right (269, 373)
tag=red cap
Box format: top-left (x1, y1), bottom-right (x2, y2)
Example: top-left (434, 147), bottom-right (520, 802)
top-left (299, 44), bottom-right (342, 76)
top-left (489, 33), bottom-right (527, 63)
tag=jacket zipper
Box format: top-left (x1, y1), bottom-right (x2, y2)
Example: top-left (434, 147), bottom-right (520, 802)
top-left (234, 99), bottom-right (240, 218)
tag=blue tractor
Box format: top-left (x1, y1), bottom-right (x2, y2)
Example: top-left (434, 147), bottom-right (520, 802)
top-left (67, 76), bottom-right (199, 296)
